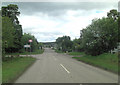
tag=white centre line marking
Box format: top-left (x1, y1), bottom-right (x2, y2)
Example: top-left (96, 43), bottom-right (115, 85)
top-left (60, 64), bottom-right (70, 74)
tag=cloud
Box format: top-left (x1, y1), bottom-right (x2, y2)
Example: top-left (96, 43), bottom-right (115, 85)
top-left (2, 2), bottom-right (118, 42)
top-left (18, 7), bottom-right (115, 42)
top-left (33, 32), bottom-right (64, 42)
top-left (2, 2), bottom-right (118, 16)
top-left (118, 1), bottom-right (120, 12)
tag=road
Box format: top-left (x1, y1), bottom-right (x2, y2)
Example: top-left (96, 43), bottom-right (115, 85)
top-left (15, 48), bottom-right (118, 83)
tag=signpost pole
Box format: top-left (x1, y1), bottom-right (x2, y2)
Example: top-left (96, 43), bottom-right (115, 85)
top-left (29, 40), bottom-right (32, 56)
top-left (30, 42), bottom-right (31, 55)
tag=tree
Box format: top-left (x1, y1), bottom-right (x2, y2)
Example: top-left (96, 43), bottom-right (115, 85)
top-left (56, 36), bottom-right (73, 52)
top-left (2, 4), bottom-right (20, 24)
top-left (80, 16), bottom-right (118, 56)
top-left (2, 4), bottom-right (23, 53)
top-left (21, 33), bottom-right (39, 52)
top-left (13, 25), bottom-right (23, 52)
top-left (0, 10), bottom-right (2, 56)
top-left (2, 17), bottom-right (15, 54)
top-left (118, 12), bottom-right (120, 42)
top-left (72, 38), bottom-right (83, 52)
top-left (38, 42), bottom-right (43, 49)
top-left (107, 9), bottom-right (118, 21)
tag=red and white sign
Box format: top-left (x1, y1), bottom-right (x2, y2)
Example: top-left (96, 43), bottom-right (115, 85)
top-left (29, 39), bottom-right (32, 42)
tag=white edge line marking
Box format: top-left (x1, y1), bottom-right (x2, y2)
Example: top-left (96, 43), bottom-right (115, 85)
top-left (60, 64), bottom-right (70, 74)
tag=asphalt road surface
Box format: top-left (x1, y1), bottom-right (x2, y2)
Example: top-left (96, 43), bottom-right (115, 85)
top-left (15, 48), bottom-right (118, 83)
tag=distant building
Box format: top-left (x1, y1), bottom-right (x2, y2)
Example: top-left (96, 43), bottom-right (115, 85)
top-left (42, 42), bottom-right (57, 48)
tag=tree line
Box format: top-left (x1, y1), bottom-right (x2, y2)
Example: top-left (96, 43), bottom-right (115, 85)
top-left (56, 9), bottom-right (119, 56)
top-left (1, 4), bottom-right (41, 58)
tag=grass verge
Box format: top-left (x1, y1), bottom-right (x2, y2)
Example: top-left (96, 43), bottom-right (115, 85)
top-left (68, 52), bottom-right (84, 56)
top-left (7, 49), bottom-right (44, 55)
top-left (2, 57), bottom-right (36, 83)
top-left (55, 49), bottom-right (64, 53)
top-left (69, 52), bottom-right (118, 73)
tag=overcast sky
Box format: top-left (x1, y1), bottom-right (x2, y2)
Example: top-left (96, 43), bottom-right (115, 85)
top-left (2, 1), bottom-right (118, 42)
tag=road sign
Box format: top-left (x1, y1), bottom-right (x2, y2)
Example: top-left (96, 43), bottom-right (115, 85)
top-left (29, 40), bottom-right (32, 42)
top-left (24, 45), bottom-right (30, 48)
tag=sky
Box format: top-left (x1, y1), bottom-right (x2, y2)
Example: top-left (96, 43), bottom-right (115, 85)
top-left (2, 1), bottom-right (118, 42)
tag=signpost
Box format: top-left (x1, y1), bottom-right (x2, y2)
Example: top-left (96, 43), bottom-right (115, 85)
top-left (29, 39), bottom-right (32, 55)
top-left (24, 40), bottom-right (32, 56)
top-left (24, 45), bottom-right (30, 56)
top-left (24, 45), bottom-right (30, 48)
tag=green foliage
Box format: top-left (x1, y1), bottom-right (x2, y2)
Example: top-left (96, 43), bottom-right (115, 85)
top-left (6, 49), bottom-right (44, 55)
top-left (72, 38), bottom-right (83, 52)
top-left (2, 4), bottom-right (23, 54)
top-left (55, 49), bottom-right (64, 53)
top-left (107, 9), bottom-right (118, 21)
top-left (2, 4), bottom-right (20, 24)
top-left (118, 12), bottom-right (120, 42)
top-left (2, 17), bottom-right (15, 54)
top-left (38, 42), bottom-right (43, 49)
top-left (80, 9), bottom-right (118, 56)
top-left (56, 36), bottom-right (73, 52)
top-left (21, 33), bottom-right (39, 52)
top-left (13, 25), bottom-right (23, 52)
top-left (2, 4), bottom-right (41, 56)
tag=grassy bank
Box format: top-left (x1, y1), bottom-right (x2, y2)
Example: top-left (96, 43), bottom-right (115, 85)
top-left (2, 57), bottom-right (36, 83)
top-left (55, 49), bottom-right (64, 53)
top-left (69, 52), bottom-right (118, 73)
top-left (68, 52), bottom-right (84, 56)
top-left (6, 49), bottom-right (44, 55)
